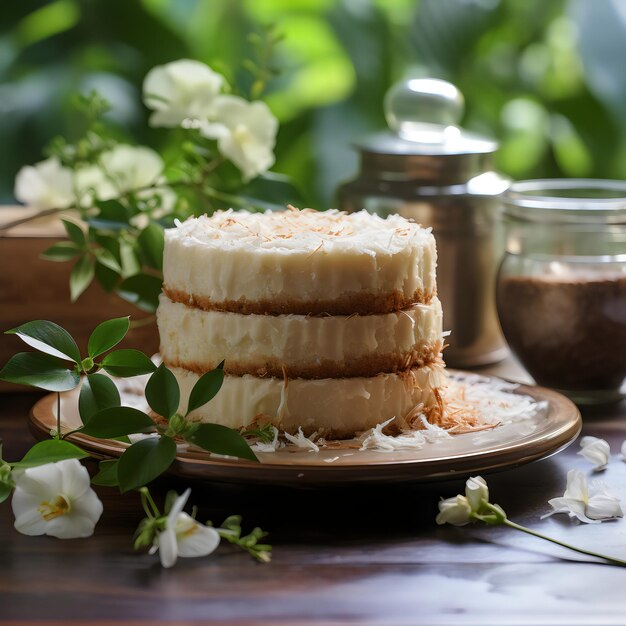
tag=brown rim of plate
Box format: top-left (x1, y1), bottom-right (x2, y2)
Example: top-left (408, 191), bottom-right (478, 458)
top-left (27, 374), bottom-right (582, 487)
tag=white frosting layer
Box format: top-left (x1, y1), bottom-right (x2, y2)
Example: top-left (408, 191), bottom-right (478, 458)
top-left (163, 208), bottom-right (437, 311)
top-left (158, 294), bottom-right (443, 377)
top-left (173, 363), bottom-right (447, 438)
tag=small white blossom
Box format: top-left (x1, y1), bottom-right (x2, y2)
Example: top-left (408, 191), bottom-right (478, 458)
top-left (14, 157), bottom-right (75, 210)
top-left (74, 165), bottom-right (118, 205)
top-left (143, 59), bottom-right (224, 128)
top-left (465, 476), bottom-right (489, 512)
top-left (99, 144), bottom-right (164, 195)
top-left (436, 494), bottom-right (472, 526)
top-left (12, 459), bottom-right (103, 539)
top-left (200, 95), bottom-right (277, 180)
top-left (578, 436), bottom-right (610, 471)
top-left (150, 488), bottom-right (220, 568)
top-left (543, 469), bottom-right (622, 524)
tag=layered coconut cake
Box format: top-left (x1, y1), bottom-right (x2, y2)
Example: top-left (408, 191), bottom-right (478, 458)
top-left (157, 207), bottom-right (447, 438)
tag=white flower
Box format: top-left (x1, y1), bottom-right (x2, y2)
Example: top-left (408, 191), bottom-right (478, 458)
top-left (436, 494), bottom-right (472, 526)
top-left (200, 95), bottom-right (277, 181)
top-left (143, 59), bottom-right (224, 128)
top-left (578, 436), bottom-right (610, 471)
top-left (11, 459), bottom-right (103, 539)
top-left (150, 488), bottom-right (220, 568)
top-left (543, 469), bottom-right (622, 524)
top-left (74, 165), bottom-right (118, 205)
top-left (465, 476), bottom-right (489, 512)
top-left (99, 144), bottom-right (164, 194)
top-left (14, 157), bottom-right (75, 210)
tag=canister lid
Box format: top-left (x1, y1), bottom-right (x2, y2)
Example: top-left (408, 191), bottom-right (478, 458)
top-left (356, 78), bottom-right (498, 156)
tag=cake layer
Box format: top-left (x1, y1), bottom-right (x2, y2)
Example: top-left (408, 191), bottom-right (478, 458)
top-left (173, 363), bottom-right (447, 439)
top-left (158, 294), bottom-right (444, 378)
top-left (163, 208), bottom-right (437, 315)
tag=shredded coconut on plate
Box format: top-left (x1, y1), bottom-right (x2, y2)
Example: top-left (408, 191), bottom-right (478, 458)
top-left (283, 427), bottom-right (320, 452)
top-left (250, 426), bottom-right (284, 453)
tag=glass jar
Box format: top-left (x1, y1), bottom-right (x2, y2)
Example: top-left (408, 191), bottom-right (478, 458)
top-left (337, 78), bottom-right (510, 368)
top-left (497, 179), bottom-right (626, 405)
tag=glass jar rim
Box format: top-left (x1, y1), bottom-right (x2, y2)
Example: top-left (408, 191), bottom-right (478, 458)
top-left (503, 179), bottom-right (626, 223)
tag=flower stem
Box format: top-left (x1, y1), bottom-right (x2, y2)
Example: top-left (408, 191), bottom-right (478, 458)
top-left (0, 207), bottom-right (65, 232)
top-left (139, 487), bottom-right (160, 519)
top-left (504, 519), bottom-right (626, 567)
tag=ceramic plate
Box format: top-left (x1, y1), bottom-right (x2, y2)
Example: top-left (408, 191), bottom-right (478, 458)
top-left (29, 372), bottom-right (581, 486)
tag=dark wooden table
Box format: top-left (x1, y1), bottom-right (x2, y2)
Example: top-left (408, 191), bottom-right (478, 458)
top-left (2, 362), bottom-right (626, 625)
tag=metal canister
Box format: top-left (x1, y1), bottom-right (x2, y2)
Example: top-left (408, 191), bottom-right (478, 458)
top-left (337, 78), bottom-right (509, 367)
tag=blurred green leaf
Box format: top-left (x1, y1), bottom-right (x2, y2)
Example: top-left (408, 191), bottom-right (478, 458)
top-left (70, 255), bottom-right (95, 301)
top-left (137, 222), bottom-right (164, 270)
top-left (41, 241), bottom-right (80, 262)
top-left (117, 273), bottom-right (162, 313)
top-left (62, 218), bottom-right (86, 247)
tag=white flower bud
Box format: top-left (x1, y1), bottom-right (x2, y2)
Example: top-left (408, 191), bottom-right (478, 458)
top-left (435, 494), bottom-right (472, 526)
top-left (465, 475), bottom-right (489, 513)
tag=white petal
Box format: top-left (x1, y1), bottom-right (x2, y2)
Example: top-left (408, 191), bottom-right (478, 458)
top-left (435, 495), bottom-right (472, 526)
top-left (58, 459), bottom-right (91, 500)
top-left (543, 496), bottom-right (598, 524)
top-left (167, 488), bottom-right (191, 525)
top-left (586, 494), bottom-right (623, 520)
top-left (14, 463), bottom-right (63, 500)
top-left (563, 469), bottom-right (589, 502)
top-left (14, 157), bottom-right (75, 210)
top-left (158, 528), bottom-right (179, 568)
top-left (578, 437), bottom-right (610, 470)
top-left (465, 476), bottom-right (489, 512)
top-left (175, 514), bottom-right (221, 558)
top-left (45, 513), bottom-right (97, 539)
top-left (621, 440), bottom-right (626, 459)
top-left (99, 145), bottom-right (163, 193)
top-left (71, 488), bottom-right (104, 526)
top-left (13, 503), bottom-right (48, 536)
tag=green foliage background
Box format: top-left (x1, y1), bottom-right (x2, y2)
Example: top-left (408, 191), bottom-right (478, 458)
top-left (1, 0), bottom-right (625, 208)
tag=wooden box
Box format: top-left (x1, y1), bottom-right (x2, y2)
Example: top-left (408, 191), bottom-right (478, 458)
top-left (0, 207), bottom-right (159, 392)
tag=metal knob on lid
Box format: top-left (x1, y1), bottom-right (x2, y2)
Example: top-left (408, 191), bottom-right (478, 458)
top-left (384, 78), bottom-right (465, 144)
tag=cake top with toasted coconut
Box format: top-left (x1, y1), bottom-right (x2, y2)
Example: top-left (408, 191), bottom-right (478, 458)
top-left (170, 207), bottom-right (432, 255)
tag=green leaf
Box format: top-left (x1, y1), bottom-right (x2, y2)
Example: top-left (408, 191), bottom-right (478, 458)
top-left (62, 218), bottom-right (86, 246)
top-left (94, 260), bottom-right (120, 292)
top-left (6, 320), bottom-right (81, 362)
top-left (117, 273), bottom-right (162, 313)
top-left (187, 424), bottom-right (258, 462)
top-left (137, 222), bottom-right (164, 270)
top-left (0, 352), bottom-right (80, 391)
top-left (88, 317), bottom-right (130, 358)
top-left (91, 459), bottom-right (120, 487)
top-left (12, 439), bottom-right (88, 468)
top-left (118, 436), bottom-right (176, 493)
top-left (70, 255), bottom-right (95, 301)
top-left (94, 248), bottom-right (122, 273)
top-left (80, 406), bottom-right (155, 439)
top-left (41, 242), bottom-right (80, 262)
top-left (88, 200), bottom-right (130, 230)
top-left (100, 349), bottom-right (157, 377)
top-left (145, 363), bottom-right (179, 419)
top-left (0, 483), bottom-right (12, 504)
top-left (78, 373), bottom-right (121, 424)
top-left (239, 173), bottom-right (306, 211)
top-left (186, 363), bottom-right (224, 415)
